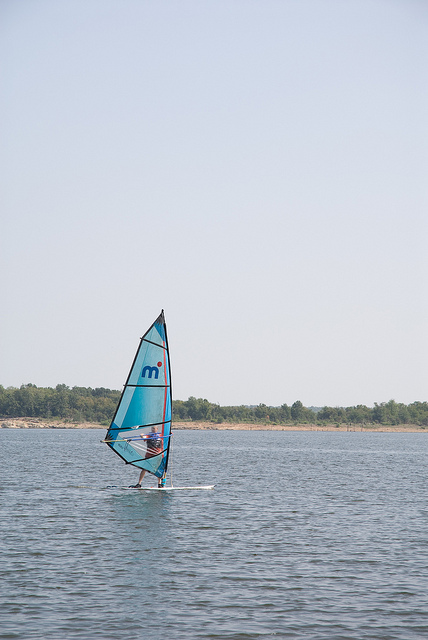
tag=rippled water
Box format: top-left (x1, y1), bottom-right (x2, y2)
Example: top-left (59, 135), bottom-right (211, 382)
top-left (1, 428), bottom-right (428, 639)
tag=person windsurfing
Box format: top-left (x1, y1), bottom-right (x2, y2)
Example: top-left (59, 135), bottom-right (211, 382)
top-left (129, 426), bottom-right (164, 488)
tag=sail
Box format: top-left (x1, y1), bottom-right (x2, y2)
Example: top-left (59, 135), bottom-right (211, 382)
top-left (104, 310), bottom-right (172, 479)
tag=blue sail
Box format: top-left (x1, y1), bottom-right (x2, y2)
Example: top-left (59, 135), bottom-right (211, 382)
top-left (105, 311), bottom-right (172, 479)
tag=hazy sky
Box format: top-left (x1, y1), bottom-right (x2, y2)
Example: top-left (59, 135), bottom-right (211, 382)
top-left (1, 0), bottom-right (427, 408)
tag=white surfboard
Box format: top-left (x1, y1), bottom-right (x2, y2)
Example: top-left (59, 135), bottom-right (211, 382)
top-left (123, 485), bottom-right (215, 491)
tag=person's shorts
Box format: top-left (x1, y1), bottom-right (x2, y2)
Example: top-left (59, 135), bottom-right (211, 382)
top-left (145, 448), bottom-right (162, 459)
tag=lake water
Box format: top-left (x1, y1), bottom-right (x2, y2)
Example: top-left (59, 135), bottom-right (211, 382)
top-left (1, 428), bottom-right (427, 639)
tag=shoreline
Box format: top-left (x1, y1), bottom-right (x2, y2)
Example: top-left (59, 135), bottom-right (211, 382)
top-left (1, 418), bottom-right (426, 433)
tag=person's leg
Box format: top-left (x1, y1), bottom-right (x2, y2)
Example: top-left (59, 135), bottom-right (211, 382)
top-left (129, 469), bottom-right (146, 488)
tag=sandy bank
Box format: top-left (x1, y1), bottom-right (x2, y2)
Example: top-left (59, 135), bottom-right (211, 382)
top-left (1, 418), bottom-right (104, 430)
top-left (173, 421), bottom-right (426, 432)
top-left (1, 418), bottom-right (426, 433)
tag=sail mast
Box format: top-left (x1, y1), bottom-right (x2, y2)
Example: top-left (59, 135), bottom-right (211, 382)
top-left (160, 310), bottom-right (172, 477)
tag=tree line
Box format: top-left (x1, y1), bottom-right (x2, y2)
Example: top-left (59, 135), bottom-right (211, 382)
top-left (173, 397), bottom-right (428, 426)
top-left (0, 384), bottom-right (120, 424)
top-left (1, 384), bottom-right (427, 427)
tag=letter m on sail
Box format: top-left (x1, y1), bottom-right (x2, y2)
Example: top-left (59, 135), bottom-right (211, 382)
top-left (141, 366), bottom-right (159, 379)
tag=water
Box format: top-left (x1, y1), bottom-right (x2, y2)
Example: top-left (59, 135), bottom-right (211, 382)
top-left (1, 429), bottom-right (427, 639)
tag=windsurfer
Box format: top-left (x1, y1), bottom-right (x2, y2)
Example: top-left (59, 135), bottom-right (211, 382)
top-left (129, 426), bottom-right (163, 488)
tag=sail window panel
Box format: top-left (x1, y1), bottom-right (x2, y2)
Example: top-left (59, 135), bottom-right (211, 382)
top-left (108, 438), bottom-right (166, 477)
top-left (120, 426), bottom-right (170, 440)
top-left (117, 425), bottom-right (168, 477)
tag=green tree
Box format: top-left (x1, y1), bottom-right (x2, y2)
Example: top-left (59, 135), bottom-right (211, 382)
top-left (291, 400), bottom-right (304, 421)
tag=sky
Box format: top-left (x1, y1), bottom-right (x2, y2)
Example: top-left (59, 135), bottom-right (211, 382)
top-left (1, 0), bottom-right (427, 408)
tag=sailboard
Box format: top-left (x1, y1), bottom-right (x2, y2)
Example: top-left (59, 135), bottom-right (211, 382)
top-left (108, 485), bottom-right (215, 491)
top-left (104, 310), bottom-right (214, 491)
